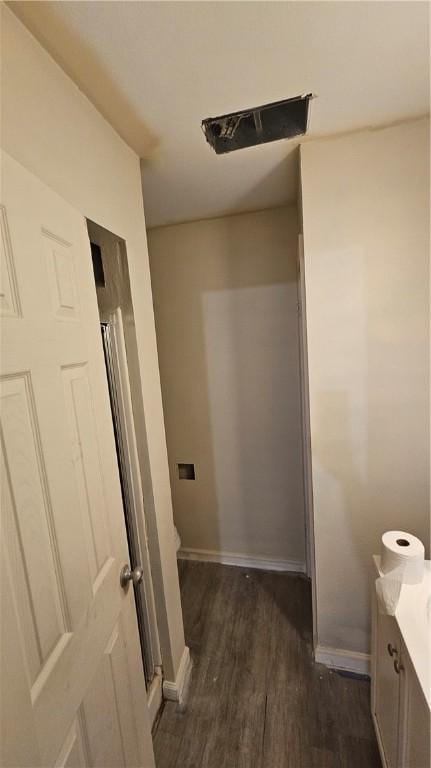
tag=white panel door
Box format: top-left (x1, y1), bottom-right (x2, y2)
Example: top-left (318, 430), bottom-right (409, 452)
top-left (0, 152), bottom-right (155, 768)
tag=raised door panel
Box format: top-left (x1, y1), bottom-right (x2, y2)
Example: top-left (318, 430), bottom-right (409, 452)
top-left (80, 615), bottom-right (143, 768)
top-left (374, 610), bottom-right (401, 768)
top-left (43, 228), bottom-right (80, 322)
top-left (0, 373), bottom-right (69, 683)
top-left (54, 720), bottom-right (88, 768)
top-left (0, 204), bottom-right (21, 318)
top-left (61, 363), bottom-right (111, 588)
top-left (80, 642), bottom-right (125, 768)
top-left (398, 645), bottom-right (430, 768)
top-left (0, 547), bottom-right (41, 767)
top-left (107, 612), bottom-right (145, 768)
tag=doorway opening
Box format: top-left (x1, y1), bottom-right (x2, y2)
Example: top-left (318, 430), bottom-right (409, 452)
top-left (87, 219), bottom-right (163, 724)
top-left (147, 207), bottom-right (315, 585)
top-left (147, 204), bottom-right (317, 669)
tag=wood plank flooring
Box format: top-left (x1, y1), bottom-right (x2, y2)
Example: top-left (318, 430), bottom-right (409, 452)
top-left (153, 561), bottom-right (381, 768)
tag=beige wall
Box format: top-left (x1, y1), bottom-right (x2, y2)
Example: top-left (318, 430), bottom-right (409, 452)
top-left (300, 117), bottom-right (430, 657)
top-left (148, 207), bottom-right (306, 566)
top-left (1, 5), bottom-right (185, 695)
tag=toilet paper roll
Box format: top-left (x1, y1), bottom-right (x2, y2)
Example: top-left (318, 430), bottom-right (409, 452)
top-left (380, 530), bottom-right (425, 583)
top-left (376, 530), bottom-right (425, 615)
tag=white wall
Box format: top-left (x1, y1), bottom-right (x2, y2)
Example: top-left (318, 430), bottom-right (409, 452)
top-left (300, 118), bottom-right (430, 658)
top-left (148, 207), bottom-right (306, 567)
top-left (1, 5), bottom-right (185, 691)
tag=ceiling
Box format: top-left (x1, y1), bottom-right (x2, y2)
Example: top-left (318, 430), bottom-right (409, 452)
top-left (11, 1), bottom-right (430, 228)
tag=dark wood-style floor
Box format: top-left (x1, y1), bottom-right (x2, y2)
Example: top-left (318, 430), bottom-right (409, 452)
top-left (154, 561), bottom-right (381, 768)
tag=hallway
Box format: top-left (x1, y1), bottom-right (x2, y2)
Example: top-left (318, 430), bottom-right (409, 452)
top-left (154, 561), bottom-right (381, 767)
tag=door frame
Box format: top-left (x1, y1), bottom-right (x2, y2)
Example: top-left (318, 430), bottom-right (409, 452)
top-left (101, 309), bottom-right (163, 712)
top-left (297, 233), bottom-right (317, 650)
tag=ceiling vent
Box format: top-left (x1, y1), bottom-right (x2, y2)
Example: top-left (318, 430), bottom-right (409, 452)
top-left (202, 93), bottom-right (312, 154)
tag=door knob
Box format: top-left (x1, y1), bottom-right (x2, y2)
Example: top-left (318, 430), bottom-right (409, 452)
top-left (120, 564), bottom-right (144, 589)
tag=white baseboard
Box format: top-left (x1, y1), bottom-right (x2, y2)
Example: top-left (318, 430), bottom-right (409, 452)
top-left (162, 646), bottom-right (192, 704)
top-left (315, 644), bottom-right (370, 676)
top-left (178, 547), bottom-right (306, 574)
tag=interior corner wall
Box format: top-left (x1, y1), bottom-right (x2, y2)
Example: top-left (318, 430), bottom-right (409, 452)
top-left (1, 5), bottom-right (185, 689)
top-left (148, 206), bottom-right (306, 567)
top-left (300, 117), bottom-right (430, 657)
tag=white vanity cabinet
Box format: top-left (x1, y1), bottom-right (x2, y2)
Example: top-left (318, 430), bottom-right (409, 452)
top-left (371, 578), bottom-right (430, 768)
top-left (398, 648), bottom-right (430, 768)
top-left (372, 608), bottom-right (401, 768)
